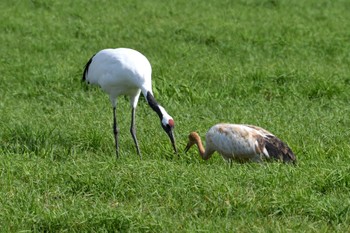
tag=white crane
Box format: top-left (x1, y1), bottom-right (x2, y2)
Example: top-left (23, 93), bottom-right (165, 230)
top-left (185, 123), bottom-right (296, 163)
top-left (82, 48), bottom-right (177, 158)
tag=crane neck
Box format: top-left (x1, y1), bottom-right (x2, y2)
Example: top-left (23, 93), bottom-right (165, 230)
top-left (146, 91), bottom-right (163, 119)
top-left (195, 136), bottom-right (206, 158)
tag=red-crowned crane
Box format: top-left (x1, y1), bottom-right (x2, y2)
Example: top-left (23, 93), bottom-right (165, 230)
top-left (185, 123), bottom-right (296, 164)
top-left (82, 48), bottom-right (177, 158)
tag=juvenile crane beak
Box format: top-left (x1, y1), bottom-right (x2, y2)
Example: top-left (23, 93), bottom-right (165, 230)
top-left (184, 142), bottom-right (193, 153)
top-left (184, 143), bottom-right (190, 153)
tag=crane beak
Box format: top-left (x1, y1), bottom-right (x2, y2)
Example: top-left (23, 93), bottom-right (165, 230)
top-left (166, 127), bottom-right (177, 154)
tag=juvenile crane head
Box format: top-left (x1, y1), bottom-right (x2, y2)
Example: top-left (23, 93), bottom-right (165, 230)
top-left (184, 132), bottom-right (200, 152)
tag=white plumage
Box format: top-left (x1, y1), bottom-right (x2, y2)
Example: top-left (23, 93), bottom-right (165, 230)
top-left (185, 123), bottom-right (296, 163)
top-left (82, 48), bottom-right (177, 158)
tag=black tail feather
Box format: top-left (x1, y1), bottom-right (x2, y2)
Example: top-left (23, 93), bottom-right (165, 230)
top-left (82, 54), bottom-right (95, 82)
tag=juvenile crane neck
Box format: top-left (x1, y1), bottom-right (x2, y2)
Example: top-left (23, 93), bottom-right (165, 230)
top-left (194, 136), bottom-right (206, 158)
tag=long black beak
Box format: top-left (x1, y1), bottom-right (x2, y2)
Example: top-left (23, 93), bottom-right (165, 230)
top-left (166, 127), bottom-right (177, 154)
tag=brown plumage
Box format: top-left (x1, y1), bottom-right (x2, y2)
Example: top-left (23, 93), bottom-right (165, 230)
top-left (185, 123), bottom-right (296, 164)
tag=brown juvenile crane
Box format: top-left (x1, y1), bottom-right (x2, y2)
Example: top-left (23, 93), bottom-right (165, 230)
top-left (185, 123), bottom-right (296, 163)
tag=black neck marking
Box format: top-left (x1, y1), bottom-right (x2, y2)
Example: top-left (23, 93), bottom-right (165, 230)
top-left (147, 91), bottom-right (163, 119)
top-left (82, 54), bottom-right (95, 82)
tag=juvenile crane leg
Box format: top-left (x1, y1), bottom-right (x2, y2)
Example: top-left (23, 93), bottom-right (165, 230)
top-left (113, 107), bottom-right (119, 158)
top-left (130, 107), bottom-right (142, 159)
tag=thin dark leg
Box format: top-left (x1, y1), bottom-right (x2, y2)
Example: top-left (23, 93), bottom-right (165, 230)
top-left (130, 107), bottom-right (141, 159)
top-left (113, 107), bottom-right (119, 158)
top-left (228, 158), bottom-right (233, 168)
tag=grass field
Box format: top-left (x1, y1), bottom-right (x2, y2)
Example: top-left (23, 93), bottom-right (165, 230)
top-left (1, 0), bottom-right (350, 232)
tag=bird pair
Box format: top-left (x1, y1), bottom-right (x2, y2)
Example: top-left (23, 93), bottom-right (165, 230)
top-left (82, 48), bottom-right (296, 163)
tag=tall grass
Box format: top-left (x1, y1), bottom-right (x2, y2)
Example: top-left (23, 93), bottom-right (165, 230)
top-left (1, 0), bottom-right (350, 231)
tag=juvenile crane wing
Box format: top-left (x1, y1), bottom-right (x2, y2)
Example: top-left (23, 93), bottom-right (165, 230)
top-left (255, 134), bottom-right (296, 163)
top-left (264, 135), bottom-right (296, 163)
top-left (246, 125), bottom-right (296, 163)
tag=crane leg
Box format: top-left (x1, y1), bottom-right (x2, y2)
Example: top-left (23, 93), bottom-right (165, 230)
top-left (113, 107), bottom-right (119, 158)
top-left (130, 107), bottom-right (142, 159)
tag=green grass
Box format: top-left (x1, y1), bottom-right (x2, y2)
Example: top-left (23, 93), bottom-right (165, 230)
top-left (1, 0), bottom-right (350, 231)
